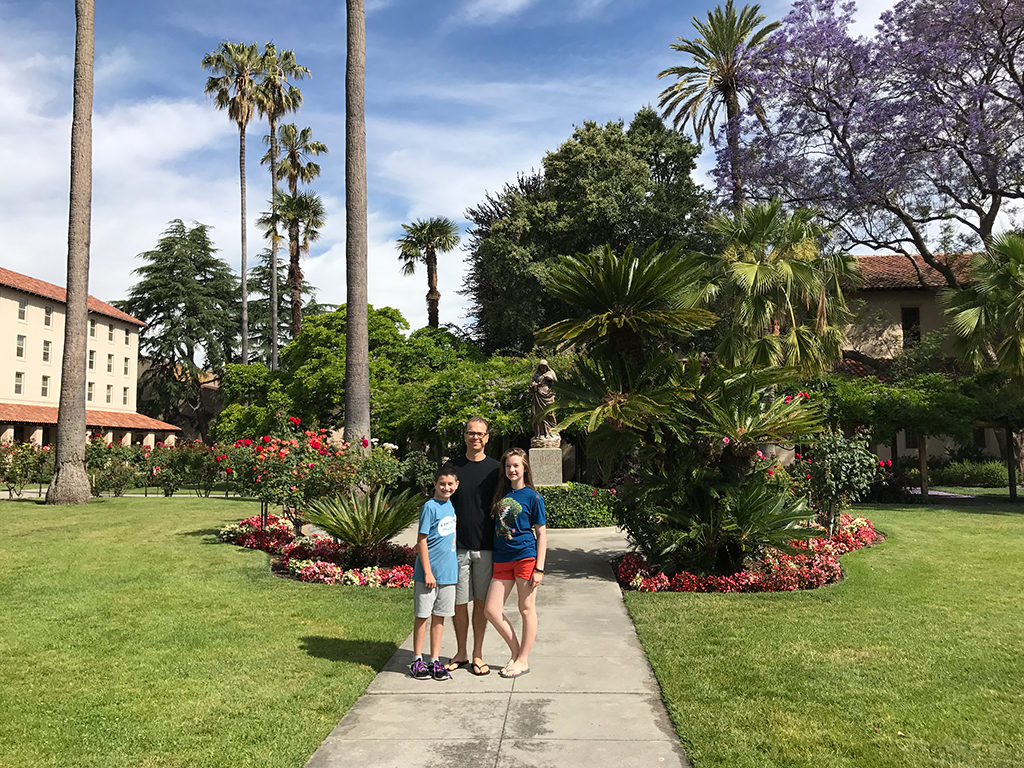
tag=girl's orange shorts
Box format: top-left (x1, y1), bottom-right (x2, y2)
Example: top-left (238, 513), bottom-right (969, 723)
top-left (492, 558), bottom-right (536, 581)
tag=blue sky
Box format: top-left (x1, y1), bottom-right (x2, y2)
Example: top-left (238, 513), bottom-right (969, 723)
top-left (0, 0), bottom-right (888, 331)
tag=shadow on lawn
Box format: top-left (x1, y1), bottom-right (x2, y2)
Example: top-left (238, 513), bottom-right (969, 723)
top-left (300, 635), bottom-right (399, 666)
top-left (179, 528), bottom-right (222, 540)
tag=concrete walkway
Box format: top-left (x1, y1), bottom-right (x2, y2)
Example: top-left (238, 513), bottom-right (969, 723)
top-left (305, 526), bottom-right (689, 768)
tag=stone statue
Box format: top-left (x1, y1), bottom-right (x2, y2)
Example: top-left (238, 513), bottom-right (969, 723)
top-left (529, 360), bottom-right (559, 448)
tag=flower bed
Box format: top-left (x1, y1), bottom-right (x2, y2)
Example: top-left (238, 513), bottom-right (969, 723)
top-left (217, 513), bottom-right (415, 588)
top-left (616, 514), bottom-right (878, 593)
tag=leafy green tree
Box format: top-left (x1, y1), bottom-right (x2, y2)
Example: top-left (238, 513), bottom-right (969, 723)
top-left (657, 0), bottom-right (780, 212)
top-left (254, 44), bottom-right (308, 371)
top-left (683, 201), bottom-right (858, 373)
top-left (118, 220), bottom-right (239, 440)
top-left (202, 41), bottom-right (264, 362)
top-left (48, 0), bottom-right (94, 505)
top-left (463, 108), bottom-right (713, 353)
top-left (396, 217), bottom-right (461, 328)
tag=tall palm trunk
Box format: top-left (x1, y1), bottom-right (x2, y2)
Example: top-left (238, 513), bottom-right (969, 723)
top-left (289, 217), bottom-right (302, 337)
top-left (344, 0), bottom-right (371, 445)
top-left (48, 0), bottom-right (94, 505)
top-left (239, 125), bottom-right (249, 363)
top-left (726, 88), bottom-right (743, 215)
top-left (269, 117), bottom-right (280, 369)
top-left (425, 247), bottom-right (439, 328)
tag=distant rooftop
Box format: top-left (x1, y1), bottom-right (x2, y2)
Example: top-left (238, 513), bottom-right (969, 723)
top-left (854, 253), bottom-right (972, 291)
top-left (0, 266), bottom-right (144, 327)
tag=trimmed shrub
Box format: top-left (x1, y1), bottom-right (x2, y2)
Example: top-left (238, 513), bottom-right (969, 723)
top-left (539, 482), bottom-right (618, 528)
top-left (932, 460), bottom-right (1008, 488)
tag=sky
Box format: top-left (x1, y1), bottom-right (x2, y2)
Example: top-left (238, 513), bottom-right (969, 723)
top-left (0, 0), bottom-right (892, 333)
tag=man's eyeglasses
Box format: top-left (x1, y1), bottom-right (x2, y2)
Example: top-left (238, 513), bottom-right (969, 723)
top-left (465, 431), bottom-right (487, 438)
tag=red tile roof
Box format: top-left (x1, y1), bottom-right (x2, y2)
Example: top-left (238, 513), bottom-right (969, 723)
top-left (0, 266), bottom-right (144, 327)
top-left (0, 404), bottom-right (179, 431)
top-left (855, 253), bottom-right (972, 290)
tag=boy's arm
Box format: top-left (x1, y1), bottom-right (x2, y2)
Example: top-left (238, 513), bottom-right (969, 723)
top-left (417, 533), bottom-right (435, 589)
top-left (529, 524), bottom-right (547, 587)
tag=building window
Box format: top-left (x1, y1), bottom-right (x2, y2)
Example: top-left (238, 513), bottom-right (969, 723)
top-left (973, 427), bottom-right (988, 450)
top-left (123, 357), bottom-right (130, 376)
top-left (901, 306), bottom-right (921, 349)
top-left (16, 334), bottom-right (25, 358)
top-left (14, 372), bottom-right (24, 394)
top-left (89, 318), bottom-right (96, 337)
top-left (88, 350), bottom-right (95, 370)
top-left (108, 325), bottom-right (114, 342)
top-left (105, 384), bottom-right (113, 404)
top-left (87, 382), bottom-right (94, 402)
top-left (124, 329), bottom-right (130, 346)
top-left (123, 387), bottom-right (130, 405)
top-left (42, 340), bottom-right (51, 363)
top-left (107, 354), bottom-right (114, 373)
top-left (41, 376), bottom-right (50, 397)
top-left (17, 299), bottom-right (27, 320)
top-left (904, 427), bottom-right (918, 450)
top-left (44, 306), bottom-right (53, 326)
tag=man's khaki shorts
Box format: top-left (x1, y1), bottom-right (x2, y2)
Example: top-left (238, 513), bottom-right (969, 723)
top-left (455, 548), bottom-right (493, 604)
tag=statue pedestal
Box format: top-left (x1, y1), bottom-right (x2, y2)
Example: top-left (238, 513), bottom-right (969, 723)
top-left (530, 447), bottom-right (563, 487)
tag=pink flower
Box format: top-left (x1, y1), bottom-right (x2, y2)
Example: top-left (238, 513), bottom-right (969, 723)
top-left (722, 437), bottom-right (730, 444)
top-left (806, 473), bottom-right (811, 480)
top-left (757, 450), bottom-right (765, 460)
top-left (591, 489), bottom-right (598, 497)
top-left (785, 395), bottom-right (793, 404)
top-left (610, 488), bottom-right (616, 495)
top-left (795, 453), bottom-right (801, 460)
top-left (361, 437), bottom-right (370, 448)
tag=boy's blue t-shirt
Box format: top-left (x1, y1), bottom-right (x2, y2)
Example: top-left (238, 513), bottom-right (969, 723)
top-left (493, 487), bottom-right (546, 563)
top-left (413, 497), bottom-right (458, 585)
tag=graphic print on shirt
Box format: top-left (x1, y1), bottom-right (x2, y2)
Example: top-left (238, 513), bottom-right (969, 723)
top-left (496, 497), bottom-right (523, 540)
top-left (437, 514), bottom-right (456, 549)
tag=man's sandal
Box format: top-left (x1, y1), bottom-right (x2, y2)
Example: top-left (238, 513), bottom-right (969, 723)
top-left (471, 660), bottom-right (490, 676)
top-left (445, 658), bottom-right (470, 672)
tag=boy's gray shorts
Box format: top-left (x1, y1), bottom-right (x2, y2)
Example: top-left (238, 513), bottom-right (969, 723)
top-left (414, 582), bottom-right (456, 618)
top-left (455, 548), bottom-right (493, 604)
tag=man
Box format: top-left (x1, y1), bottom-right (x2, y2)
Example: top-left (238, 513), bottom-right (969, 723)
top-left (443, 417), bottom-right (500, 675)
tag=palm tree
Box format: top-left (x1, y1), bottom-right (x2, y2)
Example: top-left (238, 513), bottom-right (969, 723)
top-left (683, 200), bottom-right (858, 373)
top-left (48, 0), bottom-right (94, 505)
top-left (345, 0), bottom-right (371, 447)
top-left (396, 217), bottom-right (461, 328)
top-left (945, 233), bottom-right (1024, 375)
top-left (273, 123), bottom-right (328, 196)
top-left (657, 0), bottom-right (779, 213)
top-left (202, 41), bottom-right (264, 363)
top-left (254, 45), bottom-right (308, 371)
top-left (263, 191), bottom-right (326, 337)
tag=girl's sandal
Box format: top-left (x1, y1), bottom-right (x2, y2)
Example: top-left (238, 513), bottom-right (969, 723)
top-left (499, 665), bottom-right (530, 679)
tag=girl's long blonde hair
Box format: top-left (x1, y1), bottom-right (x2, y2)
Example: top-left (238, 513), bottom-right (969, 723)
top-left (491, 447), bottom-right (536, 515)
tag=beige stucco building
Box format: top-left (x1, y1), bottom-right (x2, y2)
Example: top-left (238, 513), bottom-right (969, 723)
top-left (843, 253), bottom-right (1003, 460)
top-left (0, 266), bottom-right (178, 446)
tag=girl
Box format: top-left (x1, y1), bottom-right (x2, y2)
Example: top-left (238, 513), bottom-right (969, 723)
top-left (484, 447), bottom-right (547, 679)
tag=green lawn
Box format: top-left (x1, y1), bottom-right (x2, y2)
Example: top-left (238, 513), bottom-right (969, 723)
top-left (626, 503), bottom-right (1024, 768)
top-left (0, 497), bottom-right (410, 768)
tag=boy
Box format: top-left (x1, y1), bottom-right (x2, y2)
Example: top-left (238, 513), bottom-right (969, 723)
top-left (410, 468), bottom-right (459, 680)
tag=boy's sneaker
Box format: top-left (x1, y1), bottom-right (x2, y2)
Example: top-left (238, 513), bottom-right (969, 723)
top-left (409, 659), bottom-right (430, 679)
top-left (431, 659), bottom-right (452, 681)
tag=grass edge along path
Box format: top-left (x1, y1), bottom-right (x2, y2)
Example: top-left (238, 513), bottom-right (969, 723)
top-left (0, 497), bottom-right (410, 768)
top-left (625, 503), bottom-right (1024, 768)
